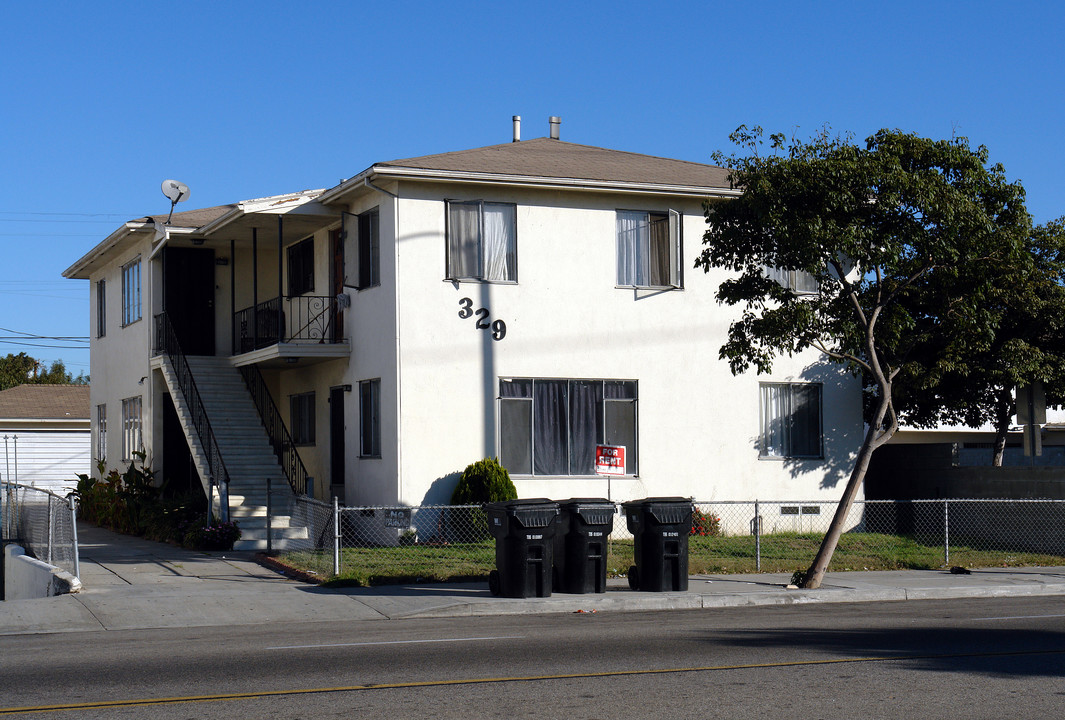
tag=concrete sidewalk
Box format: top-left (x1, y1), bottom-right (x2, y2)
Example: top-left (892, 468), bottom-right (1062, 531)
top-left (3, 523), bottom-right (1065, 635)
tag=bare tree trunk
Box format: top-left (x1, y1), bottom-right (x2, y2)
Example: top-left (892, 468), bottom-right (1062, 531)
top-left (800, 421), bottom-right (883, 589)
top-left (990, 387), bottom-right (1014, 467)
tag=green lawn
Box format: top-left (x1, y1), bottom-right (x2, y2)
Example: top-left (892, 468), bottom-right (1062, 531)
top-left (277, 532), bottom-right (1065, 588)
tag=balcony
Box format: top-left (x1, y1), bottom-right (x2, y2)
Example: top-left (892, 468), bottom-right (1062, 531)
top-left (232, 295), bottom-right (349, 367)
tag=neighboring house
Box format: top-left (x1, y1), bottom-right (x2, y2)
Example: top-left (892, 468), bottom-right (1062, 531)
top-left (0, 384), bottom-right (90, 495)
top-left (63, 123), bottom-right (864, 547)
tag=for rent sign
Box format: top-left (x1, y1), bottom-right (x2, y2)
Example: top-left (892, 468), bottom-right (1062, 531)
top-left (595, 445), bottom-right (626, 476)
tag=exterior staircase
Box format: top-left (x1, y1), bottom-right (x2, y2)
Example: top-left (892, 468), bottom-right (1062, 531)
top-left (156, 355), bottom-right (309, 551)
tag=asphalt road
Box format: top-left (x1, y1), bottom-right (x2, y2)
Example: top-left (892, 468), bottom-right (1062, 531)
top-left (3, 596), bottom-right (1064, 719)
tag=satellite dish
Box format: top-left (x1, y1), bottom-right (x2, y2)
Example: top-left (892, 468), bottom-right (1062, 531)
top-left (161, 179), bottom-right (190, 225)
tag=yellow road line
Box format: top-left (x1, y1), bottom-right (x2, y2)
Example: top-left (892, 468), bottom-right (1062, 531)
top-left (2, 648), bottom-right (1061, 715)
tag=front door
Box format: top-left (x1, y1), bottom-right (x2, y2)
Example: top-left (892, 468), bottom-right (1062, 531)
top-left (164, 247), bottom-right (215, 355)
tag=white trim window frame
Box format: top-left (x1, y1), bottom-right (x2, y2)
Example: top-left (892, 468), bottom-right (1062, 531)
top-left (498, 378), bottom-right (638, 477)
top-left (121, 396), bottom-right (142, 461)
top-left (616, 209), bottom-right (682, 289)
top-left (759, 382), bottom-right (823, 459)
top-left (445, 200), bottom-right (517, 282)
top-left (121, 257), bottom-right (141, 326)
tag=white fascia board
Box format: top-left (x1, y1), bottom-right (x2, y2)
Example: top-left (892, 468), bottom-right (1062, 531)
top-left (62, 221), bottom-right (158, 279)
top-left (316, 169), bottom-right (374, 206)
top-left (0, 418), bottom-right (90, 427)
top-left (370, 166), bottom-right (743, 199)
top-left (198, 190), bottom-right (331, 237)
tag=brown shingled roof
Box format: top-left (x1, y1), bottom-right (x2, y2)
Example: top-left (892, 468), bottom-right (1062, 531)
top-left (140, 204), bottom-right (237, 228)
top-left (378, 138), bottom-right (733, 190)
top-left (0, 385), bottom-right (90, 420)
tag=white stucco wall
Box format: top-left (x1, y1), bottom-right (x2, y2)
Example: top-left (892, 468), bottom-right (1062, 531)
top-left (88, 234), bottom-right (155, 473)
top-left (380, 181), bottom-right (863, 506)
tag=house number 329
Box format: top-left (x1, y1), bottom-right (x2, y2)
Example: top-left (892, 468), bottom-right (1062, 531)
top-left (458, 297), bottom-right (507, 341)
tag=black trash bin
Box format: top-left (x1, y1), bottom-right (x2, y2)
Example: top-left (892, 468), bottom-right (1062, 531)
top-left (485, 498), bottom-right (560, 598)
top-left (554, 498), bottom-right (616, 594)
top-left (622, 497), bottom-right (693, 592)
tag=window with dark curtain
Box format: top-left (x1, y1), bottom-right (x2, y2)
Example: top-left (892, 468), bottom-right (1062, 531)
top-left (358, 208), bottom-right (380, 289)
top-left (499, 378), bottom-right (638, 476)
top-left (290, 392), bottom-right (316, 445)
top-left (287, 237), bottom-right (315, 296)
top-left (359, 379), bottom-right (380, 457)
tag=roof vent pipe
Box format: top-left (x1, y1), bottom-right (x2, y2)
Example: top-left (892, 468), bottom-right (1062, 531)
top-left (512, 115), bottom-right (521, 142)
top-left (549, 116), bottom-right (561, 140)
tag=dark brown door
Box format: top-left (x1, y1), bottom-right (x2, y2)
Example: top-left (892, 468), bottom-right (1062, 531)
top-left (164, 247), bottom-right (215, 355)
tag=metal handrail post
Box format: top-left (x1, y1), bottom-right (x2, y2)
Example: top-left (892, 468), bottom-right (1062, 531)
top-left (754, 500), bottom-right (761, 572)
top-left (46, 494), bottom-right (54, 565)
top-left (266, 477), bottom-right (273, 555)
top-left (69, 495), bottom-right (80, 580)
top-left (943, 499), bottom-right (950, 566)
top-left (333, 497), bottom-right (340, 576)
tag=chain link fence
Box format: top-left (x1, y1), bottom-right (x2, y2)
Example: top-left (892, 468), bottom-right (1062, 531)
top-left (1, 481), bottom-right (80, 580)
top-left (267, 495), bottom-right (1065, 582)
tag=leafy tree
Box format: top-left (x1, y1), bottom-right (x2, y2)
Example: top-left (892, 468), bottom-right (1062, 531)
top-left (0, 352), bottom-right (88, 391)
top-left (890, 218), bottom-right (1065, 465)
top-left (698, 126), bottom-right (1030, 588)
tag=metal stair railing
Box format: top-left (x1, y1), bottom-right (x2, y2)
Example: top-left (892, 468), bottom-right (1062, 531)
top-left (238, 364), bottom-right (309, 496)
top-left (153, 313), bottom-right (231, 520)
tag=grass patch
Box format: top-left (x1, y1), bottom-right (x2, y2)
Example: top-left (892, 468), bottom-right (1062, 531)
top-left (278, 532), bottom-right (1065, 587)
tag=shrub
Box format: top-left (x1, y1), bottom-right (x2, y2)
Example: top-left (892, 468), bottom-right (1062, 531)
top-left (450, 458), bottom-right (517, 542)
top-left (691, 508), bottom-right (722, 537)
top-left (182, 516), bottom-right (242, 551)
top-left (451, 457), bottom-right (517, 505)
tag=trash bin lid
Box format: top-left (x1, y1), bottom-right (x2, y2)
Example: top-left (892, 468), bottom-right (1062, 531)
top-left (558, 498), bottom-right (616, 526)
top-left (485, 498), bottom-right (559, 528)
top-left (622, 497), bottom-right (693, 525)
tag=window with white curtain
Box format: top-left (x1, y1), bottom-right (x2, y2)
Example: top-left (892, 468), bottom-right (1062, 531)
top-left (446, 200), bottom-right (517, 282)
top-left (499, 378), bottom-right (637, 476)
top-left (121, 396), bottom-right (142, 461)
top-left (760, 383), bottom-right (823, 458)
top-left (765, 265), bottom-right (819, 294)
top-left (616, 209), bottom-right (682, 288)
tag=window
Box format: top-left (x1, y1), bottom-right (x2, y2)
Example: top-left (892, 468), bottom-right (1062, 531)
top-left (121, 257), bottom-right (141, 326)
top-left (358, 208), bottom-right (380, 289)
top-left (290, 391), bottom-right (316, 445)
top-left (765, 266), bottom-right (818, 294)
top-left (121, 396), bottom-right (142, 461)
top-left (499, 378), bottom-right (637, 476)
top-left (96, 279), bottom-right (106, 338)
top-left (616, 209), bottom-right (682, 288)
top-left (96, 403), bottom-right (107, 461)
top-left (359, 379), bottom-right (380, 457)
top-left (287, 237), bottom-right (315, 295)
top-left (446, 200), bottom-right (516, 282)
top-left (760, 383), bottom-right (823, 458)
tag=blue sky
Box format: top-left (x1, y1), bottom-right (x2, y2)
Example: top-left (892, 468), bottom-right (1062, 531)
top-left (2, 1), bottom-right (1062, 376)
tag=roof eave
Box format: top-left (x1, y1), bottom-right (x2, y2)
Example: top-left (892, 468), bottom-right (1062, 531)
top-left (62, 221), bottom-right (159, 279)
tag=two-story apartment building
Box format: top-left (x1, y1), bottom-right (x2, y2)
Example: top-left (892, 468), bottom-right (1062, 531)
top-left (63, 129), bottom-right (864, 547)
